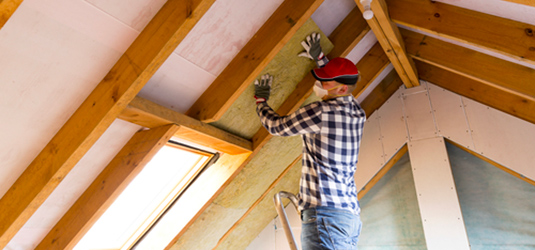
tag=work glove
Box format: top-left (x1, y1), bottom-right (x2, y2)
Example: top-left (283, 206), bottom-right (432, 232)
top-left (298, 32), bottom-right (329, 67)
top-left (254, 74), bottom-right (273, 104)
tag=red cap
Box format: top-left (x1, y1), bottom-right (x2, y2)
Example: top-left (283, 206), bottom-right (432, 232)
top-left (311, 57), bottom-right (359, 85)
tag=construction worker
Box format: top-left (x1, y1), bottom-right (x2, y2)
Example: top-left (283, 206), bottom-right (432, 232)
top-left (253, 33), bottom-right (366, 249)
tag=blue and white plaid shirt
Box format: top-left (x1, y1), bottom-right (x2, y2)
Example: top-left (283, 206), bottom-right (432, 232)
top-left (256, 95), bottom-right (366, 215)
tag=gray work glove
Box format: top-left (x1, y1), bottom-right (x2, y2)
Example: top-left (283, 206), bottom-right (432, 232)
top-left (254, 74), bottom-right (273, 104)
top-left (298, 32), bottom-right (329, 67)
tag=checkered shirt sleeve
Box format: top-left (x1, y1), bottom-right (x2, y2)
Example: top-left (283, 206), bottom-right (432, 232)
top-left (256, 96), bottom-right (366, 215)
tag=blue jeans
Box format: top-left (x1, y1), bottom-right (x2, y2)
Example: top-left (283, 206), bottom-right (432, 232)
top-left (301, 206), bottom-right (362, 250)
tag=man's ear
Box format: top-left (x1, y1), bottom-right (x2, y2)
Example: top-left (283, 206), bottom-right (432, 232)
top-left (338, 84), bottom-right (349, 94)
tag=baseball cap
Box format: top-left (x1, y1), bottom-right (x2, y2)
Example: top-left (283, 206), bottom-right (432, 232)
top-left (311, 57), bottom-right (359, 85)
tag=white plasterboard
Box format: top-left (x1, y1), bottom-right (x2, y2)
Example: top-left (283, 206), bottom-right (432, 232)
top-left (426, 83), bottom-right (474, 150)
top-left (311, 0), bottom-right (356, 37)
top-left (401, 83), bottom-right (438, 141)
top-left (377, 88), bottom-right (409, 161)
top-left (408, 137), bottom-right (470, 250)
top-left (356, 112), bottom-right (385, 191)
top-left (463, 98), bottom-right (535, 182)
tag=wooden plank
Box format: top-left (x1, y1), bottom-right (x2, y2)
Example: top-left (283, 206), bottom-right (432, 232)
top-left (446, 139), bottom-right (535, 186)
top-left (502, 0), bottom-right (535, 7)
top-left (352, 42), bottom-right (391, 98)
top-left (360, 69), bottom-right (403, 117)
top-left (186, 0), bottom-right (324, 123)
top-left (387, 0), bottom-right (535, 65)
top-left (0, 0), bottom-right (23, 29)
top-left (401, 28), bottom-right (535, 101)
top-left (358, 144), bottom-right (407, 199)
top-left (0, 0), bottom-right (215, 247)
top-left (35, 124), bottom-right (179, 250)
top-left (415, 60), bottom-right (535, 125)
top-left (119, 96), bottom-right (252, 154)
top-left (354, 0), bottom-right (419, 88)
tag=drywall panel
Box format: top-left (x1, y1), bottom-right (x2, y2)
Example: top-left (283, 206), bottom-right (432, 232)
top-left (355, 112), bottom-right (385, 191)
top-left (377, 88), bottom-right (409, 161)
top-left (175, 0), bottom-right (284, 75)
top-left (346, 30), bottom-right (378, 66)
top-left (463, 98), bottom-right (535, 182)
top-left (427, 83), bottom-right (474, 150)
top-left (6, 119), bottom-right (141, 250)
top-left (401, 83), bottom-right (438, 141)
top-left (139, 53), bottom-right (216, 113)
top-left (85, 0), bottom-right (167, 31)
top-left (408, 137), bottom-right (470, 250)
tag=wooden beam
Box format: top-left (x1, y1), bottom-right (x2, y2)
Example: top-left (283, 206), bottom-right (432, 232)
top-left (401, 28), bottom-right (535, 101)
top-left (358, 144), bottom-right (408, 199)
top-left (415, 60), bottom-right (535, 125)
top-left (352, 42), bottom-right (391, 98)
top-left (119, 96), bottom-right (252, 155)
top-left (0, 0), bottom-right (215, 247)
top-left (360, 69), bottom-right (403, 117)
top-left (252, 7), bottom-right (371, 150)
top-left (387, 0), bottom-right (535, 66)
top-left (0, 0), bottom-right (23, 29)
top-left (354, 0), bottom-right (419, 88)
top-left (186, 0), bottom-right (324, 123)
top-left (502, 0), bottom-right (535, 7)
top-left (35, 124), bottom-right (179, 250)
top-left (446, 139), bottom-right (535, 186)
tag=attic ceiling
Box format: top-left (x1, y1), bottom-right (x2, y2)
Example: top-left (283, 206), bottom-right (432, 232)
top-left (0, 0), bottom-right (534, 249)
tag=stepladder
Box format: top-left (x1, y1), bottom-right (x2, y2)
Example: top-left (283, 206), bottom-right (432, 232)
top-left (273, 191), bottom-right (300, 250)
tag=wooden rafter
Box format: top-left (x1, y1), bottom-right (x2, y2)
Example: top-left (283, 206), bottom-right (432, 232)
top-left (352, 42), bottom-right (391, 98)
top-left (402, 28), bottom-right (535, 101)
top-left (36, 124), bottom-right (179, 250)
top-left (387, 0), bottom-right (535, 65)
top-left (415, 60), bottom-right (535, 125)
top-left (119, 97), bottom-right (252, 155)
top-left (354, 0), bottom-right (419, 88)
top-left (0, 0), bottom-right (216, 247)
top-left (186, 0), bottom-right (324, 123)
top-left (0, 0), bottom-right (23, 29)
top-left (502, 0), bottom-right (535, 7)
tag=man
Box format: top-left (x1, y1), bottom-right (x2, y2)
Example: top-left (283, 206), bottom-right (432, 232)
top-left (253, 33), bottom-right (366, 249)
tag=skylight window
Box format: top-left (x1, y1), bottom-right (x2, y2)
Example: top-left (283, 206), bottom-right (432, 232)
top-left (74, 141), bottom-right (214, 250)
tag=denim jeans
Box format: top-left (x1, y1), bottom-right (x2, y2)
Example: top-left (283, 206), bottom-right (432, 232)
top-left (301, 206), bottom-right (362, 250)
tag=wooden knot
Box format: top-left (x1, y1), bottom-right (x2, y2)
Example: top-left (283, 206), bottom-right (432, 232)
top-left (526, 28), bottom-right (534, 37)
top-left (434, 13), bottom-right (440, 18)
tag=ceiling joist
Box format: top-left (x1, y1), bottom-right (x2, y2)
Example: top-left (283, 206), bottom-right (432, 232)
top-left (402, 28), bottom-right (535, 102)
top-left (119, 97), bottom-right (252, 155)
top-left (0, 0), bottom-right (216, 247)
top-left (355, 0), bottom-right (419, 88)
top-left (186, 0), bottom-right (324, 123)
top-left (0, 0), bottom-right (23, 29)
top-left (416, 60), bottom-right (535, 125)
top-left (387, 0), bottom-right (535, 66)
top-left (36, 124), bottom-right (179, 250)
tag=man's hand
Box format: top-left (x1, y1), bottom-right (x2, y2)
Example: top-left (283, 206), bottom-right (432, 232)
top-left (298, 32), bottom-right (328, 67)
top-left (254, 74), bottom-right (273, 104)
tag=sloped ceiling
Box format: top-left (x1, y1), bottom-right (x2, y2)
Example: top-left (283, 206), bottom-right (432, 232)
top-left (0, 0), bottom-right (534, 249)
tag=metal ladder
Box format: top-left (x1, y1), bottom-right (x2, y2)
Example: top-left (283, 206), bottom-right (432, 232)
top-left (273, 191), bottom-right (300, 250)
